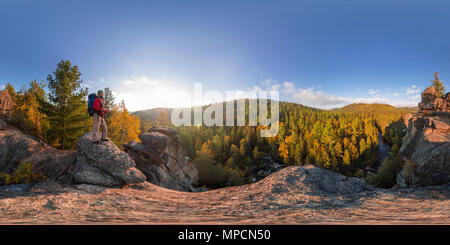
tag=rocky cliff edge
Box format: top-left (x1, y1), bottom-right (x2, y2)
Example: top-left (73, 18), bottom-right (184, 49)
top-left (397, 86), bottom-right (450, 187)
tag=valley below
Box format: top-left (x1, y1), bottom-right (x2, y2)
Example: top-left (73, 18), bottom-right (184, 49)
top-left (0, 86), bottom-right (449, 225)
top-left (1, 166), bottom-right (449, 224)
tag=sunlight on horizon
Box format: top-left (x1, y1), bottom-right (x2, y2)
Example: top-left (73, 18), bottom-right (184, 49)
top-left (113, 84), bottom-right (194, 111)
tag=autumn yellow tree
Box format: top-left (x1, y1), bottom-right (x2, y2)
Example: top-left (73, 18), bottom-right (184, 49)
top-left (22, 80), bottom-right (50, 140)
top-left (108, 100), bottom-right (141, 150)
top-left (8, 80), bottom-right (49, 141)
top-left (278, 142), bottom-right (289, 163)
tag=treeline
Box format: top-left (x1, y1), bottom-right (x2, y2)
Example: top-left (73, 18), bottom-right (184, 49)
top-left (4, 60), bottom-right (140, 150)
top-left (169, 101), bottom-right (408, 189)
top-left (333, 103), bottom-right (412, 133)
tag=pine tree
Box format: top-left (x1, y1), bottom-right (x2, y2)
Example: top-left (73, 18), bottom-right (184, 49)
top-left (334, 141), bottom-right (343, 159)
top-left (305, 154), bottom-right (314, 165)
top-left (431, 72), bottom-right (445, 97)
top-left (343, 149), bottom-right (351, 165)
top-left (252, 146), bottom-right (263, 160)
top-left (38, 60), bottom-right (89, 149)
top-left (293, 143), bottom-right (302, 164)
top-left (278, 142), bottom-right (289, 163)
top-left (103, 87), bottom-right (115, 125)
top-left (239, 138), bottom-right (248, 156)
top-left (223, 135), bottom-right (231, 151)
top-left (5, 82), bottom-right (18, 104)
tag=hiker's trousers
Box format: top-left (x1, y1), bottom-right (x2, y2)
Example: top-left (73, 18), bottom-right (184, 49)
top-left (92, 113), bottom-right (107, 141)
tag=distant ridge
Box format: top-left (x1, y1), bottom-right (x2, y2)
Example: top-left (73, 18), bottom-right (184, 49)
top-left (131, 99), bottom-right (319, 125)
top-left (133, 107), bottom-right (173, 123)
top-left (132, 101), bottom-right (416, 128)
top-left (332, 103), bottom-right (417, 113)
top-left (133, 102), bottom-right (416, 115)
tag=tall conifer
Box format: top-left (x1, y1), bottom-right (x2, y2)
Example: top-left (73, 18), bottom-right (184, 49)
top-left (431, 72), bottom-right (445, 97)
top-left (39, 60), bottom-right (88, 149)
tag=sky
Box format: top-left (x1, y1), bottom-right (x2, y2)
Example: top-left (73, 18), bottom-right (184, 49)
top-left (1, 0), bottom-right (449, 111)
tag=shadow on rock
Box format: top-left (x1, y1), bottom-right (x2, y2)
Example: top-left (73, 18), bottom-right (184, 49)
top-left (0, 180), bottom-right (109, 199)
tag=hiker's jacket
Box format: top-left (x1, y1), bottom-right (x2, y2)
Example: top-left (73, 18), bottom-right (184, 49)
top-left (93, 97), bottom-right (105, 117)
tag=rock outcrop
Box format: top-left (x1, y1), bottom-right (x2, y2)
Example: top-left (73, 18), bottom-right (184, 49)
top-left (0, 129), bottom-right (76, 183)
top-left (0, 117), bottom-right (7, 130)
top-left (68, 133), bottom-right (146, 187)
top-left (0, 89), bottom-right (13, 115)
top-left (418, 86), bottom-right (450, 114)
top-left (0, 126), bottom-right (146, 187)
top-left (252, 154), bottom-right (286, 182)
top-left (443, 92), bottom-right (450, 112)
top-left (123, 126), bottom-right (198, 192)
top-left (397, 86), bottom-right (450, 188)
top-left (264, 165), bottom-right (376, 196)
top-left (2, 163), bottom-right (450, 224)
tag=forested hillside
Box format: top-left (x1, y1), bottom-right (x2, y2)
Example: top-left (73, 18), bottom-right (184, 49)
top-left (333, 103), bottom-right (415, 133)
top-left (135, 101), bottom-right (410, 189)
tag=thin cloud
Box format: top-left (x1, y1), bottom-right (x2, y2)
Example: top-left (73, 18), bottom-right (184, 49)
top-left (265, 80), bottom-right (422, 109)
top-left (81, 80), bottom-right (93, 89)
top-left (292, 87), bottom-right (353, 108)
top-left (354, 97), bottom-right (388, 104)
top-left (270, 83), bottom-right (280, 91)
top-left (405, 85), bottom-right (421, 95)
top-left (282, 81), bottom-right (295, 95)
top-left (368, 89), bottom-right (377, 95)
top-left (263, 78), bottom-right (276, 87)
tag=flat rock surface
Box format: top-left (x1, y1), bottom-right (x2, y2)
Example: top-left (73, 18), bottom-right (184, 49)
top-left (0, 166), bottom-right (448, 224)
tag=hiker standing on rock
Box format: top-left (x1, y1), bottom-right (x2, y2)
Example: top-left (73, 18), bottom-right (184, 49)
top-left (88, 90), bottom-right (110, 143)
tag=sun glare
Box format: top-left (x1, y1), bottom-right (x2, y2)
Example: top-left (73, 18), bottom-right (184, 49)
top-left (114, 82), bottom-right (194, 111)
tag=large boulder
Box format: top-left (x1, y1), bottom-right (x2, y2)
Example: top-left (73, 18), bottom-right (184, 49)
top-left (418, 86), bottom-right (450, 114)
top-left (123, 126), bottom-right (198, 192)
top-left (440, 92), bottom-right (450, 112)
top-left (397, 113), bottom-right (450, 188)
top-left (0, 129), bottom-right (76, 183)
top-left (68, 133), bottom-right (146, 187)
top-left (0, 118), bottom-right (7, 130)
top-left (418, 86), bottom-right (438, 113)
top-left (263, 165), bottom-right (375, 196)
